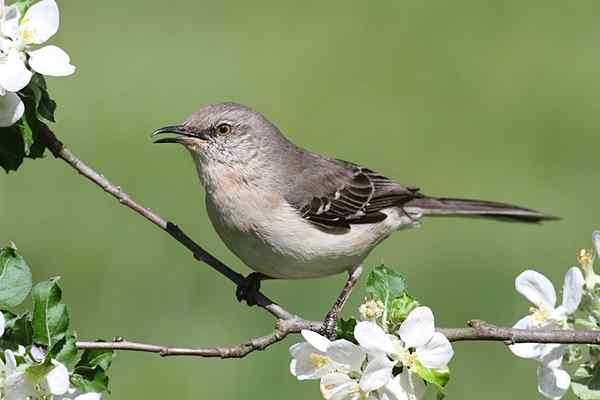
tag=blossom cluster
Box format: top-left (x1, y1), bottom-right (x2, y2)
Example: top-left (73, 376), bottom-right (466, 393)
top-left (289, 265), bottom-right (453, 400)
top-left (0, 0), bottom-right (74, 127)
top-left (508, 231), bottom-right (600, 399)
top-left (0, 312), bottom-right (100, 400)
top-left (290, 306), bottom-right (453, 400)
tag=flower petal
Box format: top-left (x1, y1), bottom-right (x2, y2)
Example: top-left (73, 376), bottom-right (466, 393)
top-left (515, 270), bottom-right (556, 309)
top-left (289, 342), bottom-right (332, 380)
top-left (417, 332), bottom-right (453, 369)
top-left (73, 392), bottom-right (102, 400)
top-left (1, 4), bottom-right (20, 40)
top-left (537, 344), bottom-right (566, 368)
top-left (354, 321), bottom-right (396, 354)
top-left (4, 370), bottom-right (37, 400)
top-left (0, 92), bottom-right (24, 127)
top-left (560, 267), bottom-right (584, 314)
top-left (0, 53), bottom-right (32, 92)
top-left (537, 367), bottom-right (570, 400)
top-left (28, 45), bottom-right (75, 76)
top-left (594, 231), bottom-right (600, 256)
top-left (509, 316), bottom-right (547, 359)
top-left (398, 307), bottom-right (435, 348)
top-left (0, 311), bottom-right (5, 337)
top-left (320, 373), bottom-right (354, 400)
top-left (301, 330), bottom-right (331, 352)
top-left (359, 356), bottom-right (395, 392)
top-left (21, 0), bottom-right (59, 44)
top-left (44, 360), bottom-right (70, 395)
top-left (4, 349), bottom-right (17, 372)
top-left (74, 393), bottom-right (102, 400)
top-left (396, 369), bottom-right (426, 400)
top-left (328, 339), bottom-right (366, 373)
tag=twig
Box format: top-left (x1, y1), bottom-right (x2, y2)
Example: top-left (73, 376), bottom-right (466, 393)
top-left (38, 123), bottom-right (293, 321)
top-left (74, 319), bottom-right (600, 358)
top-left (439, 320), bottom-right (600, 345)
top-left (77, 319), bottom-right (322, 358)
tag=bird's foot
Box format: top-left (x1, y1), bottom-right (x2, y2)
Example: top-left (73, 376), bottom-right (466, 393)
top-left (235, 272), bottom-right (264, 306)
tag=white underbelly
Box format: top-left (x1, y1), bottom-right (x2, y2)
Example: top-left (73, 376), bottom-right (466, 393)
top-left (205, 193), bottom-right (419, 279)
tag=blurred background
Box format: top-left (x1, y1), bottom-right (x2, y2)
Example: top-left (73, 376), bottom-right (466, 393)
top-left (1, 0), bottom-right (600, 398)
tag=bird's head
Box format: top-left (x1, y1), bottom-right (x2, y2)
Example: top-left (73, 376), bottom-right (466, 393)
top-left (153, 102), bottom-right (287, 169)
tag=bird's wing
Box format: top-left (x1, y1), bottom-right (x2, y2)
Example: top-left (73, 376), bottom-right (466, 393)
top-left (284, 158), bottom-right (422, 229)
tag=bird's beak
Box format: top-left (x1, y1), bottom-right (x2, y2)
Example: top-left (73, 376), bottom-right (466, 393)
top-left (152, 125), bottom-right (208, 144)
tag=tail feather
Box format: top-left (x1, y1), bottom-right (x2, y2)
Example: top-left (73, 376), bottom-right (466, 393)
top-left (404, 197), bottom-right (559, 223)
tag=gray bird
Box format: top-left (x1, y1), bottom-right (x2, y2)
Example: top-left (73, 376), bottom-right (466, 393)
top-left (153, 102), bottom-right (556, 331)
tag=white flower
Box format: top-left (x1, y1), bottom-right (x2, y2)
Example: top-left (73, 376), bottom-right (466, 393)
top-left (320, 372), bottom-right (363, 400)
top-left (0, 312), bottom-right (5, 337)
top-left (42, 359), bottom-right (70, 396)
top-left (0, 91), bottom-right (24, 126)
top-left (355, 306), bottom-right (453, 394)
top-left (359, 300), bottom-right (385, 321)
top-left (0, 349), bottom-right (37, 400)
top-left (60, 387), bottom-right (102, 400)
top-left (509, 268), bottom-right (584, 360)
top-left (578, 231), bottom-right (600, 289)
top-left (2, 0), bottom-right (75, 78)
top-left (534, 347), bottom-right (570, 400)
top-left (290, 330), bottom-right (366, 380)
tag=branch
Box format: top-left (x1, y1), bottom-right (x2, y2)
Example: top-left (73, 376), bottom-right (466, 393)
top-left (38, 123), bottom-right (294, 321)
top-left (74, 319), bottom-right (600, 358)
top-left (439, 320), bottom-right (600, 345)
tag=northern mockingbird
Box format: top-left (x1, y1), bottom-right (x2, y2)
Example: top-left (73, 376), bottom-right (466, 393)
top-left (153, 102), bottom-right (556, 334)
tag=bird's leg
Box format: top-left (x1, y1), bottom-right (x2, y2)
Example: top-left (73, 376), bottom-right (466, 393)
top-left (322, 264), bottom-right (364, 340)
top-left (236, 272), bottom-right (272, 306)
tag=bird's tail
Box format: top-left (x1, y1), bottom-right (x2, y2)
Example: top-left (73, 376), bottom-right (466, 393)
top-left (404, 197), bottom-right (558, 223)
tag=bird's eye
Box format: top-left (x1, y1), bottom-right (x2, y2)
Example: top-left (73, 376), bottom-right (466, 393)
top-left (216, 123), bottom-right (232, 135)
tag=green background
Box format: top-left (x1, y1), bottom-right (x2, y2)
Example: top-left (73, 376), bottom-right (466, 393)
top-left (1, 0), bottom-right (600, 398)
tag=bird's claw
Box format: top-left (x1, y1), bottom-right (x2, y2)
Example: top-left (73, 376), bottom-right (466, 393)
top-left (235, 272), bottom-right (262, 306)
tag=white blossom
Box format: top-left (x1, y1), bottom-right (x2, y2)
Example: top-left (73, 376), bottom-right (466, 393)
top-left (509, 268), bottom-right (583, 361)
top-left (60, 388), bottom-right (103, 400)
top-left (359, 300), bottom-right (384, 321)
top-left (290, 329), bottom-right (366, 380)
top-left (42, 359), bottom-right (70, 396)
top-left (354, 306), bottom-right (453, 396)
top-left (0, 0), bottom-right (75, 127)
top-left (0, 312), bottom-right (5, 337)
top-left (0, 349), bottom-right (37, 400)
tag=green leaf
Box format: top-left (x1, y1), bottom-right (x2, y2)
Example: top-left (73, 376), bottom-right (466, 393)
top-left (71, 370), bottom-right (110, 394)
top-left (26, 359), bottom-right (54, 384)
top-left (15, 0), bottom-right (34, 17)
top-left (32, 277), bottom-right (69, 347)
top-left (388, 293), bottom-right (420, 328)
top-left (412, 362), bottom-right (450, 390)
top-left (0, 311), bottom-right (33, 349)
top-left (77, 347), bottom-right (116, 371)
top-left (50, 334), bottom-right (80, 370)
top-left (572, 362), bottom-right (600, 399)
top-left (0, 245), bottom-right (33, 307)
top-left (366, 265), bottom-right (407, 312)
top-left (0, 126), bottom-right (26, 172)
top-left (72, 349), bottom-right (116, 394)
top-left (336, 317), bottom-right (357, 342)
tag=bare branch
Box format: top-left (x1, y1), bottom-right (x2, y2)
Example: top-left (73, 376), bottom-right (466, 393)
top-left (76, 319), bottom-right (322, 358)
top-left (38, 123), bottom-right (294, 321)
top-left (75, 319), bottom-right (600, 358)
top-left (439, 320), bottom-right (600, 345)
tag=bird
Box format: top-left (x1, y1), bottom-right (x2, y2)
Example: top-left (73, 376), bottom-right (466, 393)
top-left (153, 102), bottom-right (557, 335)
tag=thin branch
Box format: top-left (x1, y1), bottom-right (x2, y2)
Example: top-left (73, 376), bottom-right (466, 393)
top-left (439, 320), bottom-right (600, 345)
top-left (75, 319), bottom-right (600, 358)
top-left (76, 319), bottom-right (322, 358)
top-left (38, 123), bottom-right (294, 321)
